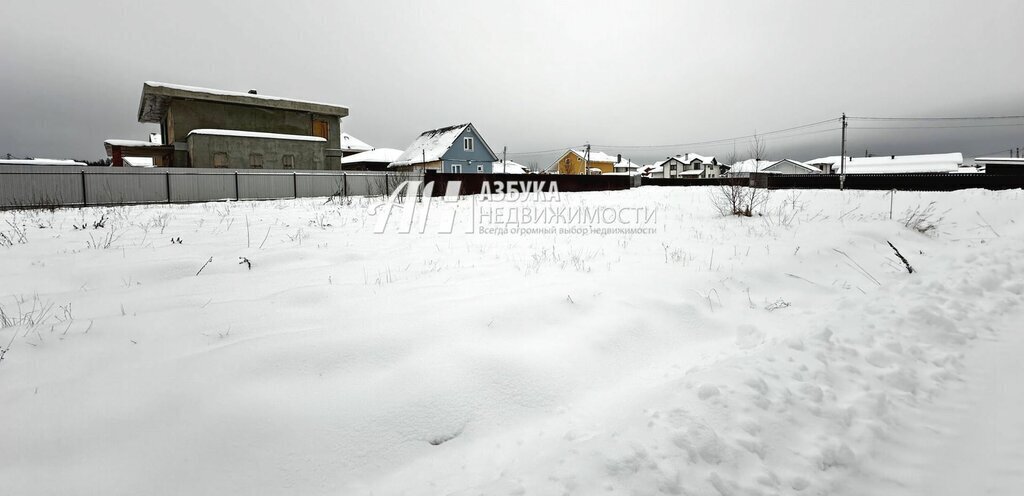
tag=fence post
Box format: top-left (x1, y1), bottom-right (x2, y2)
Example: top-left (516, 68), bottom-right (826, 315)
top-left (293, 171), bottom-right (298, 199)
top-left (81, 170), bottom-right (88, 206)
top-left (342, 172), bottom-right (348, 197)
top-left (385, 173), bottom-right (390, 196)
top-left (166, 170), bottom-right (172, 203)
top-left (234, 171), bottom-right (240, 201)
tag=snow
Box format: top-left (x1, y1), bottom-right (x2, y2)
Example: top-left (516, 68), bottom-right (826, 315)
top-left (807, 153), bottom-right (963, 174)
top-left (339, 132), bottom-right (373, 152)
top-left (341, 147), bottom-right (404, 164)
top-left (390, 123), bottom-right (470, 167)
top-left (145, 81), bottom-right (348, 111)
top-left (2, 188), bottom-right (1023, 495)
top-left (974, 157), bottom-right (1024, 166)
top-left (725, 158), bottom-right (775, 173)
top-left (0, 158), bottom-right (86, 166)
top-left (187, 129), bottom-right (327, 142)
top-left (765, 158), bottom-right (820, 173)
top-left (123, 157), bottom-right (154, 168)
top-left (491, 160), bottom-right (531, 174)
top-left (104, 139), bottom-right (166, 148)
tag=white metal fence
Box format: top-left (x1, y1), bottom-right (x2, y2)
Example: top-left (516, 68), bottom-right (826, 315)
top-left (0, 166), bottom-right (423, 209)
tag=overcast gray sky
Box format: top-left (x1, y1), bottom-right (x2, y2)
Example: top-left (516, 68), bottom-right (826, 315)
top-left (2, 0), bottom-right (1023, 165)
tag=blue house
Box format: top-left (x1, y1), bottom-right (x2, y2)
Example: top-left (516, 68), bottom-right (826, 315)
top-left (388, 123), bottom-right (499, 173)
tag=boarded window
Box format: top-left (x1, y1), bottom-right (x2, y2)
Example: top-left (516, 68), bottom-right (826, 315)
top-left (249, 153), bottom-right (264, 169)
top-left (313, 119), bottom-right (330, 140)
top-left (464, 137), bottom-right (474, 151)
top-left (282, 155), bottom-right (295, 169)
top-left (213, 152), bottom-right (229, 168)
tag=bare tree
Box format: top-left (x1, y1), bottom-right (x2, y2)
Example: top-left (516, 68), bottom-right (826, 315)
top-left (711, 132), bottom-right (770, 217)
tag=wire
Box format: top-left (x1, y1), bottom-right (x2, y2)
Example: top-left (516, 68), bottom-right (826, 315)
top-left (849, 115), bottom-right (1024, 121)
top-left (849, 122), bottom-right (1024, 130)
top-left (590, 117), bottom-right (839, 150)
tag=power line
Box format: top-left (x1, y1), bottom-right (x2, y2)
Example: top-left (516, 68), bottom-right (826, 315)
top-left (590, 117), bottom-right (839, 150)
top-left (849, 114), bottom-right (1024, 121)
top-left (849, 122), bottom-right (1024, 130)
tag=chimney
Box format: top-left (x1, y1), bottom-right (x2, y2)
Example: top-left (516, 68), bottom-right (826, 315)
top-left (248, 89), bottom-right (258, 95)
top-left (891, 155), bottom-right (895, 159)
top-left (616, 154), bottom-right (621, 163)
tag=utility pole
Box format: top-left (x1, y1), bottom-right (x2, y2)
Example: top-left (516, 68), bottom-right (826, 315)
top-left (503, 145), bottom-right (507, 173)
top-left (840, 113), bottom-right (848, 191)
top-left (584, 143), bottom-right (591, 175)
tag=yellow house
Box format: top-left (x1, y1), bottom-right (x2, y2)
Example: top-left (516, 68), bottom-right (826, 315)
top-left (551, 149), bottom-right (620, 174)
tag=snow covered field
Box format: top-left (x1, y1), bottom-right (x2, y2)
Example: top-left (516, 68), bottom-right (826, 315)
top-left (1, 186), bottom-right (1022, 495)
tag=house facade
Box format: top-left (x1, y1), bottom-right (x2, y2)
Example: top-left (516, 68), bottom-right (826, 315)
top-left (551, 149), bottom-right (623, 174)
top-left (654, 153), bottom-right (720, 178)
top-left (389, 123), bottom-right (499, 173)
top-left (105, 82), bottom-right (350, 170)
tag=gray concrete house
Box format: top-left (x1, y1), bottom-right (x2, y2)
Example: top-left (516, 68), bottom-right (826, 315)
top-left (389, 123), bottom-right (499, 173)
top-left (105, 81), bottom-right (350, 170)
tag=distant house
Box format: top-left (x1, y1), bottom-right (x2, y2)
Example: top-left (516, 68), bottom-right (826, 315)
top-left (974, 156), bottom-right (1024, 175)
top-left (806, 153), bottom-right (962, 174)
top-left (761, 159), bottom-right (820, 174)
top-left (389, 123), bottom-right (498, 173)
top-left (339, 133), bottom-right (373, 157)
top-left (550, 149), bottom-right (626, 174)
top-left (722, 159), bottom-right (774, 177)
top-left (652, 153), bottom-right (720, 178)
top-left (105, 81), bottom-right (350, 170)
top-left (0, 158), bottom-right (87, 167)
top-left (341, 148), bottom-right (404, 171)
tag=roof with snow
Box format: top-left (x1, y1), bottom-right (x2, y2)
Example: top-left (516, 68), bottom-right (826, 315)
top-left (340, 133), bottom-right (373, 153)
top-left (974, 157), bottom-right (1024, 166)
top-left (492, 160), bottom-right (531, 174)
top-left (0, 158), bottom-right (87, 166)
top-left (724, 159), bottom-right (775, 174)
top-left (763, 159), bottom-right (820, 173)
top-left (138, 81), bottom-right (349, 123)
top-left (104, 139), bottom-right (167, 148)
top-left (341, 148), bottom-right (404, 164)
top-left (187, 129), bottom-right (327, 142)
top-left (390, 123), bottom-right (490, 167)
top-left (654, 153), bottom-right (717, 167)
top-left (807, 153), bottom-right (962, 174)
top-left (123, 157), bottom-right (155, 168)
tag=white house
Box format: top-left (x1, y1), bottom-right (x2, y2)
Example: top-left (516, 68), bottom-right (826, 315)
top-left (652, 153), bottom-right (720, 178)
top-left (761, 159), bottom-right (821, 174)
top-left (806, 153), bottom-right (963, 174)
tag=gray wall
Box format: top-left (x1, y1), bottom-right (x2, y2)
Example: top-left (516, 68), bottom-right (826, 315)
top-left (0, 166), bottom-right (422, 208)
top-left (188, 134), bottom-right (326, 170)
top-left (441, 125), bottom-right (499, 173)
top-left (166, 99), bottom-right (342, 169)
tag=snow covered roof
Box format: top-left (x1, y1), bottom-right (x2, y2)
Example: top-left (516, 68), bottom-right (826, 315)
top-left (568, 149), bottom-right (620, 164)
top-left (676, 169), bottom-right (705, 176)
top-left (764, 159), bottom-right (820, 173)
top-left (340, 133), bottom-right (373, 152)
top-left (725, 159), bottom-right (775, 173)
top-left (653, 153), bottom-right (717, 168)
top-left (0, 158), bottom-right (87, 166)
top-left (123, 157), bottom-right (155, 167)
top-left (613, 158), bottom-right (641, 169)
top-left (974, 157), bottom-right (1024, 166)
top-left (187, 129), bottom-right (327, 142)
top-left (138, 81), bottom-right (349, 123)
top-left (341, 148), bottom-right (404, 164)
top-left (104, 139), bottom-right (167, 148)
top-left (492, 160), bottom-right (530, 174)
top-left (390, 123), bottom-right (496, 168)
top-left (807, 153), bottom-right (963, 174)
top-left (638, 164), bottom-right (664, 176)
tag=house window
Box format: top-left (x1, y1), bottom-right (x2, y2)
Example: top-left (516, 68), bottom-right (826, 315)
top-left (213, 152), bottom-right (229, 168)
top-left (450, 163), bottom-right (462, 173)
top-left (282, 154), bottom-right (295, 169)
top-left (464, 137), bottom-right (474, 151)
top-left (249, 153), bottom-right (263, 169)
top-left (477, 165), bottom-right (483, 172)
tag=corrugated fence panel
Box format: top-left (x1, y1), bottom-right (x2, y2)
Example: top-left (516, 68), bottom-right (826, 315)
top-left (0, 170), bottom-right (85, 207)
top-left (344, 174), bottom-right (380, 197)
top-left (238, 173), bottom-right (296, 200)
top-left (85, 171), bottom-right (169, 205)
top-left (169, 172), bottom-right (236, 203)
top-left (297, 174), bottom-right (345, 198)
